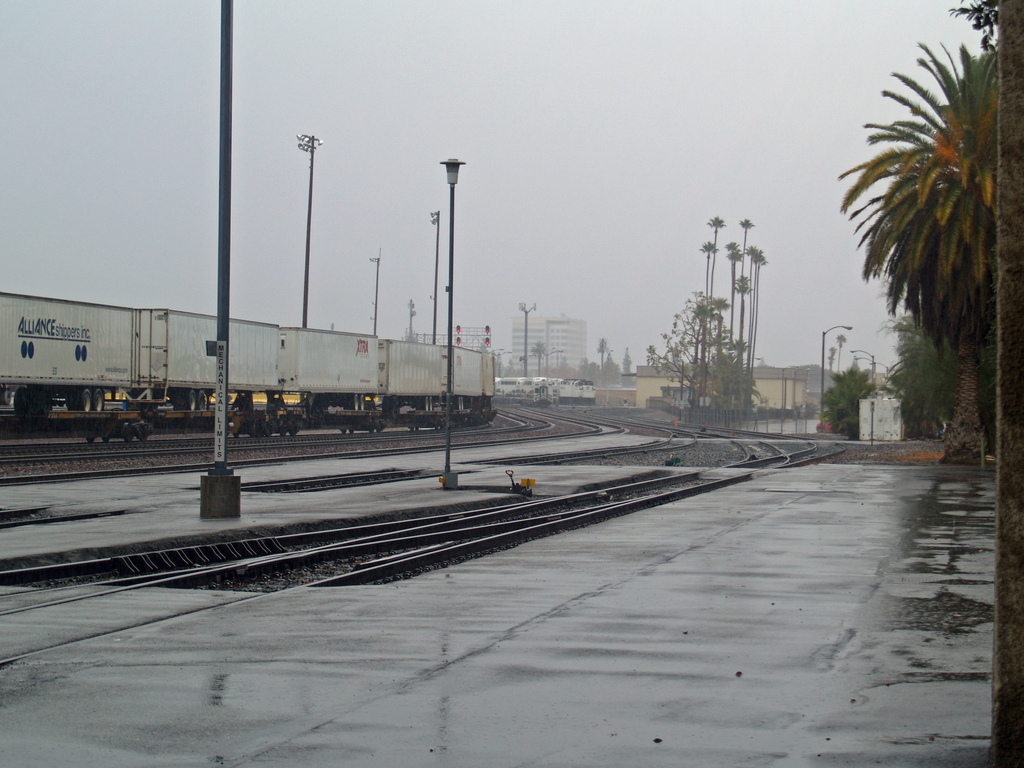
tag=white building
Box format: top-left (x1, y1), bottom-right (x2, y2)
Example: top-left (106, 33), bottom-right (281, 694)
top-left (510, 314), bottom-right (587, 376)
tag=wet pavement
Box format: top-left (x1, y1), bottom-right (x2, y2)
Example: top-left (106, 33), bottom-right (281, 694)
top-left (0, 462), bottom-right (994, 766)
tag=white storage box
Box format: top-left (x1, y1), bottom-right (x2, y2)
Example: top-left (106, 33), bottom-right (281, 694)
top-left (0, 292), bottom-right (133, 387)
top-left (279, 327), bottom-right (377, 393)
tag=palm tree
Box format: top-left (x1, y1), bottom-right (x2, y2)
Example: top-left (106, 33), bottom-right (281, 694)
top-left (739, 219), bottom-right (755, 287)
top-left (835, 334), bottom-right (847, 369)
top-left (734, 274), bottom-right (751, 402)
top-left (822, 368), bottom-right (876, 439)
top-left (707, 216), bottom-right (725, 298)
top-left (531, 341), bottom-right (547, 376)
top-left (745, 246), bottom-right (767, 370)
top-left (699, 242), bottom-right (717, 398)
top-left (597, 337), bottom-right (610, 371)
top-left (699, 241), bottom-right (718, 300)
top-left (840, 44), bottom-right (996, 462)
top-left (710, 296), bottom-right (730, 341)
top-left (828, 346), bottom-right (837, 371)
top-left (724, 242), bottom-right (742, 337)
top-left (738, 220), bottom-right (755, 376)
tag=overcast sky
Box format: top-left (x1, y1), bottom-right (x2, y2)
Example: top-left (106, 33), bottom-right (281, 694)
top-left (1, 1), bottom-right (978, 373)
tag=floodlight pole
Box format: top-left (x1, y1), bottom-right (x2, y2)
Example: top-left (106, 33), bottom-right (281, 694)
top-left (441, 159), bottom-right (465, 487)
top-left (370, 251), bottom-right (380, 336)
top-left (298, 134), bottom-right (322, 328)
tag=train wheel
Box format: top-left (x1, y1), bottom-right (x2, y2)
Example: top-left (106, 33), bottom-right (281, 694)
top-left (93, 389), bottom-right (105, 411)
top-left (187, 389), bottom-right (199, 411)
top-left (86, 436), bottom-right (96, 444)
top-left (198, 391), bottom-right (208, 410)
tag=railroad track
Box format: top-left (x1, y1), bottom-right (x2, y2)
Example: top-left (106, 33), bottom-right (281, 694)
top-left (0, 428), bottom-right (829, 666)
top-left (0, 466), bottom-right (750, 667)
top-left (0, 410), bottom-right (604, 485)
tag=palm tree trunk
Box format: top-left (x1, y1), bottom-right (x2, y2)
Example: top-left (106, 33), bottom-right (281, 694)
top-left (942, 327), bottom-right (984, 463)
top-left (748, 267), bottom-right (757, 369)
top-left (729, 262), bottom-right (737, 337)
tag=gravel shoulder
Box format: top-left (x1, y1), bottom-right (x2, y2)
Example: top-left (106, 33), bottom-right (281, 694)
top-left (817, 438), bottom-right (950, 465)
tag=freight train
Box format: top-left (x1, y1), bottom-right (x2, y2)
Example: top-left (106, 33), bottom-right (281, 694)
top-left (1, 292), bottom-right (494, 439)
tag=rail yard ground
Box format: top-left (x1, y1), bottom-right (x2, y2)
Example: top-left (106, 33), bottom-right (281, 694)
top-left (0, 424), bottom-right (994, 766)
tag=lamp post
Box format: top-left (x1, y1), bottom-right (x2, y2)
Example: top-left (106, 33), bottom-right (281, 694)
top-left (369, 252), bottom-right (380, 336)
top-left (850, 349), bottom-right (876, 381)
top-left (519, 302), bottom-right (536, 376)
top-left (430, 211), bottom-right (441, 344)
top-left (821, 324), bottom-right (852, 419)
top-left (297, 134), bottom-right (322, 328)
top-left (441, 159), bottom-right (464, 488)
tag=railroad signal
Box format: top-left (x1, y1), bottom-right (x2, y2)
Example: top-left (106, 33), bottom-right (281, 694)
top-left (456, 324), bottom-right (461, 335)
top-left (456, 336), bottom-right (462, 346)
top-left (484, 324), bottom-right (491, 347)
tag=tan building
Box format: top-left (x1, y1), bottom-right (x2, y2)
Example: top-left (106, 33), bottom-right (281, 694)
top-left (635, 365), bottom-right (688, 409)
top-left (752, 367), bottom-right (809, 410)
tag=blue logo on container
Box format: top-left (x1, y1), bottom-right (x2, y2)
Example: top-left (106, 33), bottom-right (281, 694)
top-left (21, 340), bottom-right (34, 359)
top-left (75, 345), bottom-right (88, 362)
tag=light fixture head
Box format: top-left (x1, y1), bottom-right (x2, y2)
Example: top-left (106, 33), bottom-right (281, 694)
top-left (298, 135), bottom-right (322, 153)
top-left (441, 158), bottom-right (465, 186)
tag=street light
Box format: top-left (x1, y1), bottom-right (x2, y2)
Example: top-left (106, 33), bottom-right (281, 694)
top-left (430, 211), bottom-right (441, 344)
top-left (369, 252), bottom-right (380, 336)
top-left (821, 324), bottom-right (852, 418)
top-left (297, 134), bottom-right (322, 328)
top-left (441, 159), bottom-right (465, 489)
top-left (519, 302), bottom-right (536, 376)
top-left (547, 348), bottom-right (564, 376)
top-left (850, 349), bottom-right (876, 380)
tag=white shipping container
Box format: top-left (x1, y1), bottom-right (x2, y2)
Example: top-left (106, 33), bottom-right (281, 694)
top-left (378, 340), bottom-right (443, 395)
top-left (279, 328), bottom-right (377, 392)
top-left (134, 309), bottom-right (279, 391)
top-left (449, 347), bottom-right (483, 396)
top-left (0, 292), bottom-right (133, 387)
top-left (481, 353), bottom-right (495, 397)
top-left (859, 397), bottom-right (903, 442)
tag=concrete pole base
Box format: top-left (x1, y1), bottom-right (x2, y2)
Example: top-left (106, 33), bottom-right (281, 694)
top-left (441, 471), bottom-right (460, 490)
top-left (200, 474), bottom-right (241, 518)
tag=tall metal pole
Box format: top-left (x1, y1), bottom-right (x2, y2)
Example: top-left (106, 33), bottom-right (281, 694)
top-left (441, 159), bottom-right (464, 485)
top-left (370, 252), bottom-right (381, 336)
top-left (431, 211), bottom-right (440, 344)
top-left (298, 134), bottom-right (321, 328)
top-left (519, 302), bottom-right (536, 377)
top-left (200, 0), bottom-right (240, 518)
top-left (213, 0), bottom-right (232, 478)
